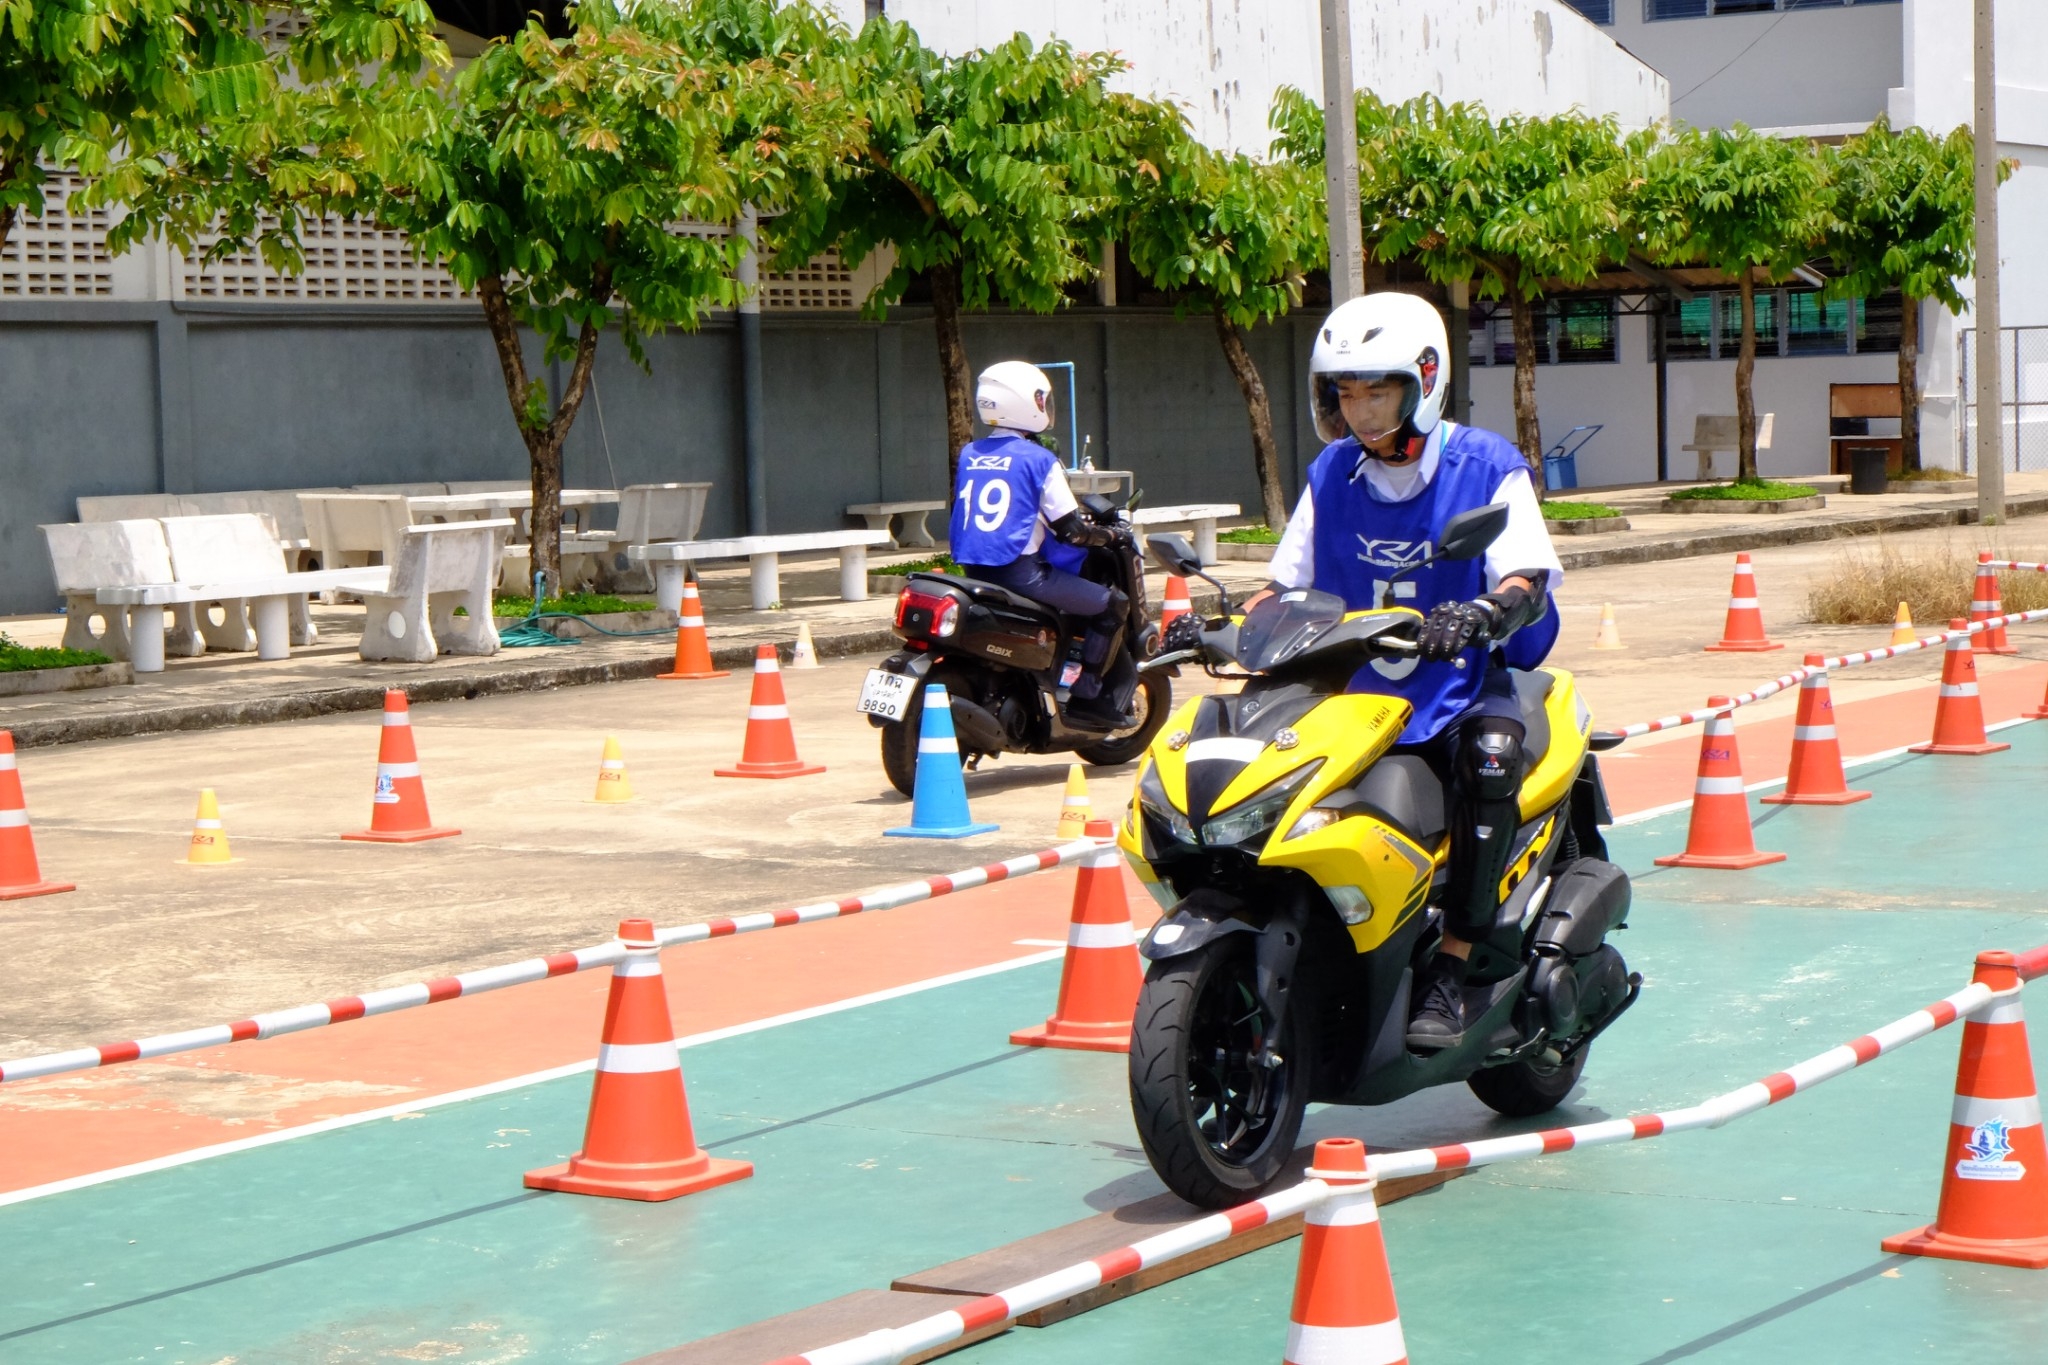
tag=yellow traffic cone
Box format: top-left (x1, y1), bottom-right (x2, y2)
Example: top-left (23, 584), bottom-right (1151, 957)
top-left (1890, 601), bottom-right (1917, 646)
top-left (1055, 764), bottom-right (1093, 840)
top-left (790, 621), bottom-right (820, 669)
top-left (1591, 603), bottom-right (1624, 651)
top-left (592, 736), bottom-right (636, 804)
top-left (181, 788), bottom-right (236, 865)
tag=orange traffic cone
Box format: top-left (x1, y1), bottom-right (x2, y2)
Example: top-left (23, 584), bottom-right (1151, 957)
top-left (1011, 820), bottom-right (1142, 1052)
top-left (341, 690), bottom-right (459, 843)
top-left (1971, 553), bottom-right (2017, 655)
top-left (1160, 575), bottom-right (1192, 631)
top-left (2026, 670), bottom-right (2048, 722)
top-left (1286, 1137), bottom-right (1408, 1365)
top-left (526, 918), bottom-right (753, 1201)
top-left (658, 579), bottom-right (729, 680)
top-left (1654, 701), bottom-right (1786, 870)
top-left (1909, 621), bottom-right (2011, 756)
top-left (715, 645), bottom-right (825, 779)
top-left (1762, 657), bottom-right (1871, 806)
top-left (1704, 553), bottom-right (1782, 652)
top-left (0, 731), bottom-right (73, 900)
top-left (1882, 950), bottom-right (2048, 1268)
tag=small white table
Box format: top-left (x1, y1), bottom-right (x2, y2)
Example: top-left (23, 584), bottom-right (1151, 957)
top-left (1065, 469), bottom-right (1135, 499)
top-left (847, 500), bottom-right (945, 548)
top-left (407, 489), bottom-right (619, 534)
top-left (1129, 503), bottom-right (1242, 566)
top-left (629, 531), bottom-right (891, 612)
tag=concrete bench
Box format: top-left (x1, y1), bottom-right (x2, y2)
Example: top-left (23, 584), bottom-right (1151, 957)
top-left (847, 500), bottom-right (944, 549)
top-left (358, 520), bottom-right (513, 663)
top-left (1129, 503), bottom-right (1241, 565)
top-left (629, 530), bottom-right (890, 612)
top-left (1681, 413), bottom-right (1774, 481)
top-left (88, 514), bottom-right (390, 671)
top-left (300, 492), bottom-right (415, 569)
top-left (563, 482), bottom-right (713, 592)
top-left (80, 489), bottom-right (344, 568)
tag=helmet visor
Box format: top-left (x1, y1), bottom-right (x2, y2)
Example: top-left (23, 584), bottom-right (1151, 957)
top-left (1313, 372), bottom-right (1422, 442)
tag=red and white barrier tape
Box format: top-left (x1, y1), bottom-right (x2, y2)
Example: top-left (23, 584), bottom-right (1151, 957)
top-left (1986, 560), bottom-right (2048, 574)
top-left (773, 945), bottom-right (2046, 1365)
top-left (0, 837), bottom-right (1105, 1085)
top-left (1604, 608), bottom-right (2048, 741)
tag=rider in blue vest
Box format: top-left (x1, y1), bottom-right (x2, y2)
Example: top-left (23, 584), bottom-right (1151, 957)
top-left (1258, 292), bottom-right (1563, 1052)
top-left (950, 361), bottom-right (1131, 729)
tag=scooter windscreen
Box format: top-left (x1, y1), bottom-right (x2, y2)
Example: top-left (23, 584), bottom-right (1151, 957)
top-left (1231, 589), bottom-right (1350, 672)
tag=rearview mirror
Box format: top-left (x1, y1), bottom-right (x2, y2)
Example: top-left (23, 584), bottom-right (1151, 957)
top-left (1435, 502), bottom-right (1509, 562)
top-left (1146, 533), bottom-right (1203, 578)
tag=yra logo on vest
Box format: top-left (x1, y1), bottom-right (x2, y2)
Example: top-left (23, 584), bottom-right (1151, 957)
top-left (1351, 537), bottom-right (1429, 570)
top-left (962, 454), bottom-right (1013, 472)
top-left (1958, 1117), bottom-right (2027, 1182)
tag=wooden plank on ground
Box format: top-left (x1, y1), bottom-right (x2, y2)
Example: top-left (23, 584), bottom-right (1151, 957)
top-left (630, 1289), bottom-right (1008, 1365)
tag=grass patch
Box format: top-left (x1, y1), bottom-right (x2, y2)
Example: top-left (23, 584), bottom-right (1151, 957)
top-left (0, 632), bottom-right (111, 672)
top-left (1541, 500), bottom-right (1622, 521)
top-left (1807, 541), bottom-right (2048, 625)
top-left (1668, 479), bottom-right (1820, 502)
top-left (872, 554), bottom-right (964, 576)
top-left (1891, 467), bottom-right (1970, 482)
top-left (1218, 525), bottom-right (1282, 544)
top-left (490, 593), bottom-right (655, 618)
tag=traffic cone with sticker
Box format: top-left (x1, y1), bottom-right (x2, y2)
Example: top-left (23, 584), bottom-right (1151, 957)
top-left (1653, 700), bottom-right (1786, 870)
top-left (885, 684), bottom-right (996, 838)
top-left (657, 578), bottom-right (729, 680)
top-left (0, 731), bottom-right (73, 900)
top-left (1054, 764), bottom-right (1093, 840)
top-left (1762, 658), bottom-right (1870, 806)
top-left (342, 690), bottom-right (459, 843)
top-left (1971, 553), bottom-right (2017, 655)
top-left (715, 645), bottom-right (825, 779)
top-left (1882, 950), bottom-right (2048, 1268)
top-left (1910, 622), bottom-right (2010, 756)
top-left (1591, 603), bottom-right (1624, 651)
top-left (1285, 1137), bottom-right (1408, 1365)
top-left (180, 788), bottom-right (237, 864)
top-left (789, 621), bottom-right (820, 669)
top-left (2027, 670), bottom-right (2048, 722)
top-left (1011, 821), bottom-right (1139, 1051)
top-left (1160, 575), bottom-right (1193, 631)
top-left (591, 737), bottom-right (635, 803)
top-left (1705, 553), bottom-right (1782, 652)
top-left (1891, 601), bottom-right (1918, 647)
top-left (526, 918), bottom-right (752, 1201)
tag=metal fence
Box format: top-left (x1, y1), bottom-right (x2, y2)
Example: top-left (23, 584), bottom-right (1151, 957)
top-left (1959, 325), bottom-right (2048, 472)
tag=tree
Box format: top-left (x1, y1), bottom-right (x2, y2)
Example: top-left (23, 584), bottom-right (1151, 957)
top-left (771, 21), bottom-right (1132, 482)
top-left (1273, 91), bottom-right (1636, 492)
top-left (1118, 102), bottom-right (1323, 528)
top-left (1634, 125), bottom-right (1831, 482)
top-left (1823, 116), bottom-right (2004, 473)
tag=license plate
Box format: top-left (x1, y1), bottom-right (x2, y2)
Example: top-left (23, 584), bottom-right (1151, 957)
top-left (857, 668), bottom-right (914, 721)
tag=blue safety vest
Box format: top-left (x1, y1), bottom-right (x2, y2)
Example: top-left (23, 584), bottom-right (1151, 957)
top-left (1305, 423), bottom-right (1561, 742)
top-left (950, 433), bottom-right (1084, 573)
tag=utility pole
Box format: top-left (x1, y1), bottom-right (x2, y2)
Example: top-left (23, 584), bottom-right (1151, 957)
top-left (1974, 0), bottom-right (2004, 524)
top-left (1320, 0), bottom-right (1364, 305)
top-left (737, 204), bottom-right (768, 536)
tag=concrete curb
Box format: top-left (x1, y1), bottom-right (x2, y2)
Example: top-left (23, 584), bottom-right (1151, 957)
top-left (0, 662), bottom-right (134, 697)
top-left (1555, 493), bottom-right (2048, 570)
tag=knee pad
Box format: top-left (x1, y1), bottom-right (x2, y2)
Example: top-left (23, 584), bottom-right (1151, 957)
top-left (1459, 721), bottom-right (1524, 806)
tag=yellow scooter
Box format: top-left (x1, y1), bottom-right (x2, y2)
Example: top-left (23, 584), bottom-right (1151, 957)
top-left (1123, 508), bottom-right (1637, 1208)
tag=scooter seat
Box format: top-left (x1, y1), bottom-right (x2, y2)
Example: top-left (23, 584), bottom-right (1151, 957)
top-left (1511, 669), bottom-right (1555, 770)
top-left (906, 571), bottom-right (1059, 624)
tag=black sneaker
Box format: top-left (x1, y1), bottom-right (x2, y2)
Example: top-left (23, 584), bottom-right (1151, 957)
top-left (1406, 967), bottom-right (1467, 1051)
top-left (1066, 694), bottom-right (1134, 730)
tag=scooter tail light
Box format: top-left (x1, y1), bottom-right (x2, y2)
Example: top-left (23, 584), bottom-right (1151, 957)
top-left (934, 597), bottom-right (960, 638)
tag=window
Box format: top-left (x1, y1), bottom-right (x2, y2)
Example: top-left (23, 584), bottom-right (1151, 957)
top-left (1469, 298), bottom-right (1619, 366)
top-left (1560, 0), bottom-right (1613, 22)
top-left (1664, 297), bottom-right (1713, 360)
top-left (1718, 289), bottom-right (1776, 356)
top-left (1858, 291), bottom-right (1902, 354)
top-left (1647, 0), bottom-right (1897, 17)
top-left (1786, 291), bottom-right (1852, 355)
top-left (1657, 287), bottom-right (1900, 359)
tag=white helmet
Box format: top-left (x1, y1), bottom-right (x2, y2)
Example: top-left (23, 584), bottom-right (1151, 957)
top-left (1308, 292), bottom-right (1450, 449)
top-left (975, 360), bottom-right (1055, 434)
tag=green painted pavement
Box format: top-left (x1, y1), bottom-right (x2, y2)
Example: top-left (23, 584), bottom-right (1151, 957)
top-left (4, 730), bottom-right (2048, 1362)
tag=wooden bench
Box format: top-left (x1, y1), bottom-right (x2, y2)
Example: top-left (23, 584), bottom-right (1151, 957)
top-left (84, 515), bottom-right (391, 672)
top-left (358, 520), bottom-right (514, 663)
top-left (1681, 413), bottom-right (1774, 481)
top-left (846, 500), bottom-right (944, 549)
top-left (1129, 502), bottom-right (1241, 565)
top-left (629, 530), bottom-right (890, 612)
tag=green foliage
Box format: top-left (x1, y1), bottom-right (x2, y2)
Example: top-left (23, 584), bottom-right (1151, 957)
top-left (0, 632), bottom-right (111, 671)
top-left (1668, 480), bottom-right (1819, 502)
top-left (872, 553), bottom-right (962, 576)
top-left (490, 593), bottom-right (657, 618)
top-left (1539, 500), bottom-right (1621, 520)
top-left (1822, 116), bottom-right (1996, 315)
top-left (1218, 525), bottom-right (1281, 545)
top-left (1632, 124), bottom-right (1830, 285)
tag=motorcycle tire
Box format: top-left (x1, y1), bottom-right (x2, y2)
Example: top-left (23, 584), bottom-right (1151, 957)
top-left (1466, 1047), bottom-right (1588, 1118)
top-left (879, 670), bottom-right (969, 798)
top-left (1128, 936), bottom-right (1307, 1210)
top-left (1073, 670), bottom-right (1172, 768)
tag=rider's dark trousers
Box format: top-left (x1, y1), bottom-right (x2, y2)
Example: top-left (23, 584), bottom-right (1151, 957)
top-left (964, 553), bottom-right (1121, 698)
top-left (1397, 665), bottom-right (1527, 943)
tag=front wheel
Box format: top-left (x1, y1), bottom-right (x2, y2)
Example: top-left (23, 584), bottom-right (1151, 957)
top-left (1073, 670), bottom-right (1171, 767)
top-left (1128, 937), bottom-right (1307, 1209)
top-left (1467, 1046), bottom-right (1588, 1118)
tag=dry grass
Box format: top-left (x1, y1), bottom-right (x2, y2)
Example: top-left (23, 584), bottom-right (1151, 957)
top-left (1807, 541), bottom-right (2048, 625)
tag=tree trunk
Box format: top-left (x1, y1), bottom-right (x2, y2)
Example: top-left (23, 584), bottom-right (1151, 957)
top-left (1508, 291), bottom-right (1546, 496)
top-left (1214, 308), bottom-right (1289, 530)
top-left (930, 259), bottom-right (976, 487)
top-left (0, 203), bottom-right (13, 259)
top-left (1898, 293), bottom-right (1922, 474)
top-left (1735, 273), bottom-right (1759, 483)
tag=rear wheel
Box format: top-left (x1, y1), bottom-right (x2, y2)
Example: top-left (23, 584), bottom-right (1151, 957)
top-left (1074, 670), bottom-right (1171, 767)
top-left (1129, 936), bottom-right (1307, 1209)
top-left (1467, 1046), bottom-right (1588, 1118)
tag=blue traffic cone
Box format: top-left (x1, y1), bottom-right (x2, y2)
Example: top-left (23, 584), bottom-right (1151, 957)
top-left (885, 684), bottom-right (999, 839)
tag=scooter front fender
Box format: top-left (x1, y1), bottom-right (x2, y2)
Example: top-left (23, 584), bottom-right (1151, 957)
top-left (1139, 887), bottom-right (1261, 963)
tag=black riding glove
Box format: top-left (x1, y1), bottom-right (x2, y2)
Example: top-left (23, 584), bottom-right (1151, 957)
top-left (1476, 575), bottom-right (1548, 639)
top-left (1161, 612), bottom-right (1207, 654)
top-left (1049, 509), bottom-right (1116, 549)
top-left (1419, 599), bottom-right (1495, 662)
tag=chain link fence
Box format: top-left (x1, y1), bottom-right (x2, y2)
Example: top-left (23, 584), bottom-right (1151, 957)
top-left (1959, 325), bottom-right (2048, 472)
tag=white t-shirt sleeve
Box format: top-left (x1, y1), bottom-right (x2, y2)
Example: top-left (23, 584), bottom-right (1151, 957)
top-left (1483, 467), bottom-right (1564, 593)
top-left (1022, 463), bottom-right (1081, 554)
top-left (1268, 488), bottom-right (1318, 588)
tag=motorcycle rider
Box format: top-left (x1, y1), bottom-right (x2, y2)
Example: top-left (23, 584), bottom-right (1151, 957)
top-left (1248, 292), bottom-right (1563, 1051)
top-left (950, 361), bottom-right (1132, 729)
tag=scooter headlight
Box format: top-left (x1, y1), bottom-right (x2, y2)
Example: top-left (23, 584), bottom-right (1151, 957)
top-left (1136, 764), bottom-right (1198, 846)
top-left (1199, 765), bottom-right (1319, 850)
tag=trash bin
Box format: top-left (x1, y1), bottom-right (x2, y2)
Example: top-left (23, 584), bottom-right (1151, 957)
top-left (1847, 446), bottom-right (1890, 495)
top-left (1542, 452), bottom-right (1579, 490)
